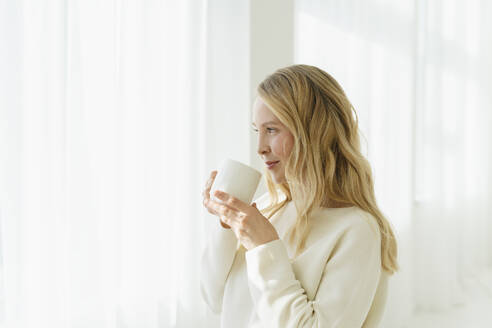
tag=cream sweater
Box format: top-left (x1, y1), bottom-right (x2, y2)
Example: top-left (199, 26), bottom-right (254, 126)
top-left (200, 191), bottom-right (389, 328)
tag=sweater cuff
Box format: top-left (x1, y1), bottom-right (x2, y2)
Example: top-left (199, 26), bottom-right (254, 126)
top-left (245, 239), bottom-right (295, 289)
top-left (210, 221), bottom-right (240, 251)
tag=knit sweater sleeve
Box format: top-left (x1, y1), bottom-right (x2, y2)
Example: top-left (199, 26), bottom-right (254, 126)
top-left (199, 192), bottom-right (270, 314)
top-left (244, 218), bottom-right (382, 327)
top-left (199, 222), bottom-right (239, 314)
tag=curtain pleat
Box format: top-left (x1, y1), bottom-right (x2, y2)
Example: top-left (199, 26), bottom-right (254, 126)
top-left (0, 0), bottom-right (249, 327)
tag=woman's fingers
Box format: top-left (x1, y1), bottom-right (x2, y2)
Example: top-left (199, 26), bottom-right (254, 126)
top-left (202, 170), bottom-right (219, 215)
top-left (202, 170), bottom-right (231, 229)
top-left (203, 171), bottom-right (217, 196)
top-left (219, 218), bottom-right (231, 229)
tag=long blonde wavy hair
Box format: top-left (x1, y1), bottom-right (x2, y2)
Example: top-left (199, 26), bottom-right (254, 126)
top-left (257, 64), bottom-right (399, 274)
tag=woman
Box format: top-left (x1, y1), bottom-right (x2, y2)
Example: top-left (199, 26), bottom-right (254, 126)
top-left (201, 64), bottom-right (399, 327)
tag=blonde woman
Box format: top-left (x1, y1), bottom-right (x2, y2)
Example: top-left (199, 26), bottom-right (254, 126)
top-left (201, 64), bottom-right (399, 328)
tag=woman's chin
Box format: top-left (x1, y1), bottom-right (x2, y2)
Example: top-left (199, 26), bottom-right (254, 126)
top-left (272, 175), bottom-right (286, 185)
top-left (267, 169), bottom-right (286, 185)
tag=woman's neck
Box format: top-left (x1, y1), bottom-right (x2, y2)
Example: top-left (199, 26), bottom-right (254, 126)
top-left (321, 199), bottom-right (353, 208)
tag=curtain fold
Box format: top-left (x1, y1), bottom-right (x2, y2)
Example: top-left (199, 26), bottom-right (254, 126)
top-left (0, 0), bottom-right (249, 327)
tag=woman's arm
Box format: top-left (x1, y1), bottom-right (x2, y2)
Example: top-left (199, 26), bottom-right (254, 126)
top-left (199, 223), bottom-right (239, 314)
top-left (245, 218), bottom-right (382, 327)
top-left (200, 191), bottom-right (270, 314)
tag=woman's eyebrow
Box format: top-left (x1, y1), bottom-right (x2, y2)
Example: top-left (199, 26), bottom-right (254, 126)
top-left (251, 121), bottom-right (279, 127)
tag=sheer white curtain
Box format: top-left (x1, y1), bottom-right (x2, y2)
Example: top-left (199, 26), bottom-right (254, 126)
top-left (0, 0), bottom-right (249, 327)
top-left (295, 0), bottom-right (492, 326)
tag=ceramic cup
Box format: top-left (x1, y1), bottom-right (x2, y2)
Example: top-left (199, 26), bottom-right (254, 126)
top-left (210, 158), bottom-right (262, 205)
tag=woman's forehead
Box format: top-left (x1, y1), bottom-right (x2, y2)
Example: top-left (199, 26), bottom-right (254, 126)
top-left (252, 98), bottom-right (279, 124)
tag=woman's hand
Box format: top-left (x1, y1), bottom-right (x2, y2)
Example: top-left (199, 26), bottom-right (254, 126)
top-left (202, 170), bottom-right (231, 229)
top-left (202, 171), bottom-right (280, 250)
top-left (210, 204), bottom-right (279, 252)
top-left (212, 190), bottom-right (280, 250)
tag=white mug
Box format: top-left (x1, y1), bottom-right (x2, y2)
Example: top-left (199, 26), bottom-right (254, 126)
top-left (210, 158), bottom-right (262, 205)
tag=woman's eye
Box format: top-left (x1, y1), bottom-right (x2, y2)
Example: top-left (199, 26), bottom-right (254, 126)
top-left (252, 128), bottom-right (276, 133)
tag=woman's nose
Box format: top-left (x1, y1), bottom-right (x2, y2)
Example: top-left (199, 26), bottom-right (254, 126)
top-left (257, 148), bottom-right (268, 156)
top-left (257, 139), bottom-right (270, 155)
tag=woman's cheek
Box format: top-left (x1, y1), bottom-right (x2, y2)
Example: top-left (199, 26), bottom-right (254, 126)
top-left (274, 138), bottom-right (285, 157)
top-left (280, 135), bottom-right (293, 158)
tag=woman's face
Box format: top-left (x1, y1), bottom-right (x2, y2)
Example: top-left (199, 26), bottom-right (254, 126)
top-left (252, 96), bottom-right (295, 184)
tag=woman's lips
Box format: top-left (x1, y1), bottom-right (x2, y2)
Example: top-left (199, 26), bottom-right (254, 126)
top-left (267, 161), bottom-right (279, 169)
